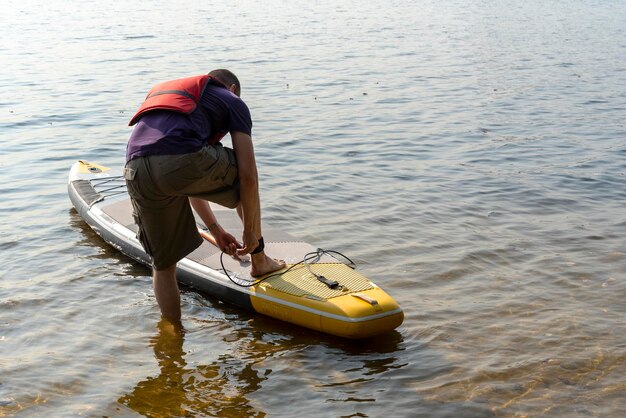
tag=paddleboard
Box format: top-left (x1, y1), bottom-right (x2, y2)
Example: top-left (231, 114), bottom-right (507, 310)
top-left (67, 160), bottom-right (403, 338)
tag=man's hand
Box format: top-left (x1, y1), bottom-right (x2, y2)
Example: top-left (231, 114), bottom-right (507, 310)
top-left (189, 197), bottom-right (242, 257)
top-left (212, 226), bottom-right (240, 257)
top-left (237, 229), bottom-right (259, 257)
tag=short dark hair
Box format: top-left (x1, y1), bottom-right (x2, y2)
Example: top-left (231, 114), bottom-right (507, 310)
top-left (209, 69), bottom-right (241, 96)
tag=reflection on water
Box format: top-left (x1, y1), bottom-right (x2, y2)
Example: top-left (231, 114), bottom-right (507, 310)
top-left (119, 321), bottom-right (265, 417)
top-left (119, 319), bottom-right (407, 417)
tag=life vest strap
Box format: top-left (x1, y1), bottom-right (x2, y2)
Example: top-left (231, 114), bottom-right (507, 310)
top-left (146, 89), bottom-right (198, 102)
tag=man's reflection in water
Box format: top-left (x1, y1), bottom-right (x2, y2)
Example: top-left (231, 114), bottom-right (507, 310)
top-left (119, 314), bottom-right (405, 417)
top-left (118, 319), bottom-right (265, 417)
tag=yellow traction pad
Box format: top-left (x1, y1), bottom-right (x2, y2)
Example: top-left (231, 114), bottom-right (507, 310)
top-left (258, 263), bottom-right (375, 300)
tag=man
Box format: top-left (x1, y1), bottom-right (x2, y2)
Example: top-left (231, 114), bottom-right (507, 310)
top-left (124, 69), bottom-right (285, 322)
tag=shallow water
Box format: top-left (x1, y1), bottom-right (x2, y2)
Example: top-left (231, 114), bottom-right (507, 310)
top-left (1, 0), bottom-right (625, 416)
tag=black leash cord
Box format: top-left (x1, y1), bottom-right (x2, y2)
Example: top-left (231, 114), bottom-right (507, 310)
top-left (219, 248), bottom-right (356, 288)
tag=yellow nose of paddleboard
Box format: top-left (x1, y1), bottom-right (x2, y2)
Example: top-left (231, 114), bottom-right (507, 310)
top-left (77, 160), bottom-right (110, 174)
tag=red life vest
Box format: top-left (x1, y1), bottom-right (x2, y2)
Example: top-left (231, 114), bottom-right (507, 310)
top-left (129, 74), bottom-right (220, 126)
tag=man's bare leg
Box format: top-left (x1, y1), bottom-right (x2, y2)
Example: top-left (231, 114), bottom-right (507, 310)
top-left (153, 264), bottom-right (181, 322)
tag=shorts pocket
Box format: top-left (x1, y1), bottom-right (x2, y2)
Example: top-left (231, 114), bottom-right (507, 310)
top-left (130, 202), bottom-right (154, 258)
top-left (199, 145), bottom-right (237, 187)
top-left (217, 146), bottom-right (238, 186)
top-left (156, 152), bottom-right (207, 193)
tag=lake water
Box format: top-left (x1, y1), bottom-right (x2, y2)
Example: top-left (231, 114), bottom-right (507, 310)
top-left (1, 0), bottom-right (625, 416)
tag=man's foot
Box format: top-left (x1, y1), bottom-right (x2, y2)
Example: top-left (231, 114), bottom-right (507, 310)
top-left (250, 253), bottom-right (286, 278)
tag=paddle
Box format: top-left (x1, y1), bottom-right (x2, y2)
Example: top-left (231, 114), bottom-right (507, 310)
top-left (197, 226), bottom-right (247, 262)
top-left (197, 226), bottom-right (218, 247)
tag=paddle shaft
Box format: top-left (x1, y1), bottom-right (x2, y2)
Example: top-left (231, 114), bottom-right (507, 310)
top-left (198, 228), bottom-right (219, 248)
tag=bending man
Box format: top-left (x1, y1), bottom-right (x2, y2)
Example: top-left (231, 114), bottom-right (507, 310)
top-left (124, 69), bottom-right (285, 322)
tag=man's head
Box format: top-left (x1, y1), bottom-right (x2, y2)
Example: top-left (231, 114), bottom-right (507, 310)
top-left (209, 69), bottom-right (241, 97)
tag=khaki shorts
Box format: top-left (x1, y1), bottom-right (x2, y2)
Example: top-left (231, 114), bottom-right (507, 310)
top-left (124, 144), bottom-right (239, 270)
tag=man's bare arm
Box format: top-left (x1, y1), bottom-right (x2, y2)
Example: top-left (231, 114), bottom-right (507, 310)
top-left (189, 197), bottom-right (238, 256)
top-left (231, 131), bottom-right (261, 255)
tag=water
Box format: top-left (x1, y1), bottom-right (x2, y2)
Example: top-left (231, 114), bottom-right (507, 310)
top-left (1, 0), bottom-right (625, 416)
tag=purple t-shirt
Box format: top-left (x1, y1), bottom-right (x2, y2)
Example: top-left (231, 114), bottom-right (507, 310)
top-left (126, 83), bottom-right (252, 162)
